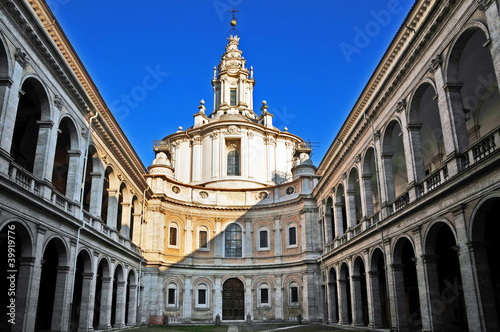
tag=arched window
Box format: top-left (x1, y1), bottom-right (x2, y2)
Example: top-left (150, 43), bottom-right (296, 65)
top-left (168, 223), bottom-right (179, 248)
top-left (226, 140), bottom-right (240, 176)
top-left (198, 226), bottom-right (209, 250)
top-left (258, 226), bottom-right (270, 250)
top-left (258, 283), bottom-right (271, 307)
top-left (166, 283), bottom-right (178, 308)
top-left (289, 282), bottom-right (299, 306)
top-left (224, 223), bottom-right (242, 257)
top-left (287, 223), bottom-right (298, 248)
top-left (195, 283), bottom-right (209, 308)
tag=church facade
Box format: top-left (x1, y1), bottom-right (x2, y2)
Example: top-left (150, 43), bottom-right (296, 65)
top-left (0, 0), bottom-right (499, 331)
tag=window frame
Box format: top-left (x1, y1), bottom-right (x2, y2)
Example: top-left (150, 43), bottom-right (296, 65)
top-left (168, 223), bottom-right (180, 249)
top-left (257, 283), bottom-right (271, 308)
top-left (257, 227), bottom-right (270, 251)
top-left (287, 223), bottom-right (298, 248)
top-left (289, 282), bottom-right (300, 306)
top-left (166, 283), bottom-right (178, 308)
top-left (230, 88), bottom-right (237, 106)
top-left (197, 226), bottom-right (210, 251)
top-left (226, 139), bottom-right (241, 177)
top-left (223, 223), bottom-right (243, 258)
top-left (195, 283), bottom-right (210, 309)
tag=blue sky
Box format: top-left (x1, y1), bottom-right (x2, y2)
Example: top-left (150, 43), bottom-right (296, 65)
top-left (47, 0), bottom-right (415, 167)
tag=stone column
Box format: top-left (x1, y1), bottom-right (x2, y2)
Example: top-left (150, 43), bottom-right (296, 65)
top-left (452, 207), bottom-right (482, 331)
top-left (12, 257), bottom-right (35, 332)
top-left (443, 83), bottom-right (469, 151)
top-left (338, 278), bottom-right (349, 325)
top-left (25, 226), bottom-right (46, 332)
top-left (98, 276), bottom-right (113, 330)
top-left (406, 124), bottom-right (425, 182)
top-left (244, 218), bottom-right (252, 262)
top-left (0, 54), bottom-right (24, 176)
top-left (131, 212), bottom-right (141, 243)
top-left (66, 150), bottom-right (82, 201)
top-left (77, 272), bottom-right (94, 332)
top-left (89, 171), bottom-right (103, 217)
top-left (361, 174), bottom-right (374, 218)
top-left (422, 255), bottom-right (444, 331)
top-left (412, 227), bottom-right (431, 331)
top-left (214, 219), bottom-right (222, 263)
top-left (274, 216), bottom-right (283, 263)
top-left (183, 277), bottom-right (192, 321)
top-left (106, 188), bottom-right (119, 228)
top-left (328, 281), bottom-right (338, 323)
top-left (214, 276), bottom-right (222, 321)
top-left (470, 242), bottom-right (499, 331)
top-left (350, 275), bottom-right (363, 326)
top-left (33, 120), bottom-right (55, 181)
top-left (114, 280), bottom-right (127, 328)
top-left (334, 203), bottom-right (345, 236)
top-left (127, 284), bottom-right (138, 325)
top-left (212, 132), bottom-right (219, 178)
top-left (120, 201), bottom-right (132, 238)
top-left (380, 153), bottom-right (395, 202)
top-left (367, 271), bottom-right (383, 329)
top-left (275, 275), bottom-right (284, 320)
top-left (51, 266), bottom-right (70, 332)
top-left (245, 278), bottom-right (253, 319)
top-left (191, 137), bottom-right (202, 182)
top-left (389, 264), bottom-right (408, 329)
top-left (346, 189), bottom-right (358, 229)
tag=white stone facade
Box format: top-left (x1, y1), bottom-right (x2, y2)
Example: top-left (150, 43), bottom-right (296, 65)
top-left (0, 0), bottom-right (499, 331)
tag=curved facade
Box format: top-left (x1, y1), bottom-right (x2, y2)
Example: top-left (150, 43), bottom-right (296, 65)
top-left (0, 0), bottom-right (500, 331)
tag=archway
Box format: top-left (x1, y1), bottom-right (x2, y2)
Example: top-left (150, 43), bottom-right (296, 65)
top-left (222, 278), bottom-right (244, 320)
top-left (111, 264), bottom-right (126, 328)
top-left (10, 78), bottom-right (50, 175)
top-left (52, 117), bottom-right (79, 197)
top-left (93, 258), bottom-right (111, 330)
top-left (369, 248), bottom-right (389, 328)
top-left (408, 83), bottom-right (444, 180)
top-left (35, 238), bottom-right (68, 331)
top-left (470, 197), bottom-right (500, 330)
top-left (424, 222), bottom-right (467, 330)
top-left (0, 222), bottom-right (33, 332)
top-left (382, 120), bottom-right (408, 204)
top-left (125, 270), bottom-right (137, 326)
top-left (328, 267), bottom-right (339, 323)
top-left (362, 147), bottom-right (380, 218)
top-left (393, 237), bottom-right (421, 330)
top-left (335, 184), bottom-right (347, 236)
top-left (347, 168), bottom-right (363, 227)
top-left (338, 263), bottom-right (352, 325)
top-left (352, 256), bottom-right (369, 326)
top-left (70, 250), bottom-right (92, 332)
top-left (325, 197), bottom-right (334, 243)
top-left (448, 28), bottom-right (500, 147)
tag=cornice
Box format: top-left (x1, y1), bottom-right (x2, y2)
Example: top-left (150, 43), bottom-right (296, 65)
top-left (23, 0), bottom-right (149, 190)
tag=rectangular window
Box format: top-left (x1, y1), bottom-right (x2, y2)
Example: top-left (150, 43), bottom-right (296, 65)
top-left (289, 226), bottom-right (297, 246)
top-left (169, 227), bottom-right (177, 246)
top-left (168, 288), bottom-right (176, 305)
top-left (199, 230), bottom-right (208, 249)
top-left (290, 286), bottom-right (298, 303)
top-left (260, 230), bottom-right (268, 248)
top-left (198, 289), bottom-right (206, 305)
top-left (230, 88), bottom-right (237, 106)
top-left (261, 288), bottom-right (269, 304)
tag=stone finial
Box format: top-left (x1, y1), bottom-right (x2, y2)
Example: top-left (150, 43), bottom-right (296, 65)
top-left (198, 99), bottom-right (206, 113)
top-left (177, 126), bottom-right (183, 132)
top-left (261, 100), bottom-right (268, 112)
top-left (250, 66), bottom-right (254, 79)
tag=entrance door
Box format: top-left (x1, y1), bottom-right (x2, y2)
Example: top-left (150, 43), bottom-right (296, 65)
top-left (223, 278), bottom-right (244, 320)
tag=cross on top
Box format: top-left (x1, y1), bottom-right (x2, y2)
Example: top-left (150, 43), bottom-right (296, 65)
top-left (229, 7), bottom-right (238, 20)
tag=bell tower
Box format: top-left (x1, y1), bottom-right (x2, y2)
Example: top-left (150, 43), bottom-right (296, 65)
top-left (211, 12), bottom-right (256, 119)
